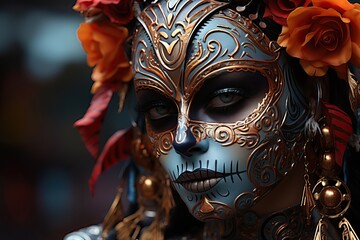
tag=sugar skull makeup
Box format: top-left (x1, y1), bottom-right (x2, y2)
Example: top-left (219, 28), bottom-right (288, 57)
top-left (133, 0), bottom-right (309, 221)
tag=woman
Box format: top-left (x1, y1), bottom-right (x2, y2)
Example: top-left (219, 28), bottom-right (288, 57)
top-left (66, 0), bottom-right (360, 239)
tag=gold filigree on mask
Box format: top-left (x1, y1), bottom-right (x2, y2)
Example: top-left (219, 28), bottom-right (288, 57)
top-left (184, 10), bottom-right (281, 99)
top-left (153, 131), bottom-right (175, 158)
top-left (133, 32), bottom-right (174, 97)
top-left (133, 3), bottom-right (285, 158)
top-left (190, 99), bottom-right (281, 149)
top-left (192, 198), bottom-right (234, 221)
top-left (146, 64), bottom-right (283, 158)
top-left (136, 0), bottom-right (227, 97)
top-left (148, 100), bottom-right (283, 159)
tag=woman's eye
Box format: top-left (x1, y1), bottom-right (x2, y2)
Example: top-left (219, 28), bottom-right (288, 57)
top-left (147, 104), bottom-right (175, 120)
top-left (207, 88), bottom-right (245, 109)
top-left (218, 93), bottom-right (236, 104)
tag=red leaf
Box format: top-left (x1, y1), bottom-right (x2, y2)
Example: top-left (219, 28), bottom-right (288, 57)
top-left (89, 128), bottom-right (133, 194)
top-left (74, 87), bottom-right (113, 158)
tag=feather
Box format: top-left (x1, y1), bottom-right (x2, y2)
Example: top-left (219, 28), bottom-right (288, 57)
top-left (305, 116), bottom-right (321, 138)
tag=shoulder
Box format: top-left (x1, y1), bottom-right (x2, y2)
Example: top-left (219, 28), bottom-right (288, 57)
top-left (64, 225), bottom-right (107, 240)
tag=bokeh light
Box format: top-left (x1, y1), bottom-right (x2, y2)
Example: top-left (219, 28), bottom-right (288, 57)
top-left (0, 1), bottom-right (132, 239)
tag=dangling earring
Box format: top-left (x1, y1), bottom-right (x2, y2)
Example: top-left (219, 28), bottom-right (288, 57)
top-left (117, 129), bottom-right (175, 240)
top-left (312, 177), bottom-right (358, 240)
top-left (312, 101), bottom-right (359, 239)
top-left (301, 97), bottom-right (320, 225)
top-left (313, 217), bottom-right (328, 240)
top-left (301, 141), bottom-right (316, 225)
top-left (339, 217), bottom-right (359, 240)
top-left (101, 127), bottom-right (175, 240)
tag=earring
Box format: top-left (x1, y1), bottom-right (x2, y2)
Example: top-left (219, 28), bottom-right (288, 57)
top-left (101, 188), bottom-right (125, 240)
top-left (313, 217), bottom-right (328, 240)
top-left (312, 177), bottom-right (358, 240)
top-left (312, 101), bottom-right (359, 239)
top-left (339, 217), bottom-right (359, 240)
top-left (100, 127), bottom-right (175, 240)
top-left (301, 97), bottom-right (321, 225)
top-left (301, 142), bottom-right (316, 225)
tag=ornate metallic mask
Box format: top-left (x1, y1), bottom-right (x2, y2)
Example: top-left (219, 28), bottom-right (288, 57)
top-left (133, 0), bottom-right (309, 221)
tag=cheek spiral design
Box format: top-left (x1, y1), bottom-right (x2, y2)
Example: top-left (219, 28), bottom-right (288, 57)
top-left (189, 121), bottom-right (261, 149)
top-left (234, 192), bottom-right (255, 210)
top-left (214, 126), bottom-right (233, 145)
top-left (254, 105), bottom-right (279, 133)
top-left (247, 104), bottom-right (304, 191)
top-left (151, 130), bottom-right (175, 158)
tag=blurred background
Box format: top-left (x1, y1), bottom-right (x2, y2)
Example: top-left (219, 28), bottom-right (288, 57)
top-left (2, 1), bottom-right (360, 240)
top-left (0, 0), bottom-right (134, 239)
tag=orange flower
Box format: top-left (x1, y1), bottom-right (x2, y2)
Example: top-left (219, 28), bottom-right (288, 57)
top-left (263, 0), bottom-right (311, 25)
top-left (73, 0), bottom-right (121, 11)
top-left (278, 6), bottom-right (352, 76)
top-left (74, 0), bottom-right (134, 25)
top-left (312, 0), bottom-right (354, 14)
top-left (77, 22), bottom-right (133, 93)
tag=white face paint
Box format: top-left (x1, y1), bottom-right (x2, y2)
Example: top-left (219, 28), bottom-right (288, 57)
top-left (134, 0), bottom-right (309, 221)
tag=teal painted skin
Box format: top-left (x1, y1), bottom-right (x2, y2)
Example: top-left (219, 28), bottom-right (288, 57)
top-left (133, 1), bottom-right (309, 221)
top-left (157, 53), bottom-right (309, 220)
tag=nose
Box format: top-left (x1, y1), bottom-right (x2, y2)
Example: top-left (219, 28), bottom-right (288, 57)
top-left (173, 128), bottom-right (209, 157)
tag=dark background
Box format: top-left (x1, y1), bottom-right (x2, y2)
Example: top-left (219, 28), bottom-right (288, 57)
top-left (0, 1), bottom-right (134, 239)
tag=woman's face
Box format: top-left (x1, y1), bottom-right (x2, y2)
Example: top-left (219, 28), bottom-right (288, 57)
top-left (133, 0), bottom-right (308, 221)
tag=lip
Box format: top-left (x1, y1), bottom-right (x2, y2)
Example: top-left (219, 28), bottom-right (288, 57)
top-left (174, 169), bottom-right (232, 193)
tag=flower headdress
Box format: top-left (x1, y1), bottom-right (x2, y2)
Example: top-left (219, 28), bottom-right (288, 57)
top-left (74, 0), bottom-right (360, 185)
top-left (73, 3), bottom-right (177, 239)
top-left (73, 0), bottom-right (360, 238)
top-left (276, 0), bottom-right (360, 78)
top-left (73, 0), bottom-right (139, 192)
top-left (74, 0), bottom-right (135, 94)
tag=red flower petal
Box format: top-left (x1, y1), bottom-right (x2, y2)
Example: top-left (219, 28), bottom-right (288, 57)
top-left (89, 128), bottom-right (133, 194)
top-left (74, 87), bottom-right (113, 158)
